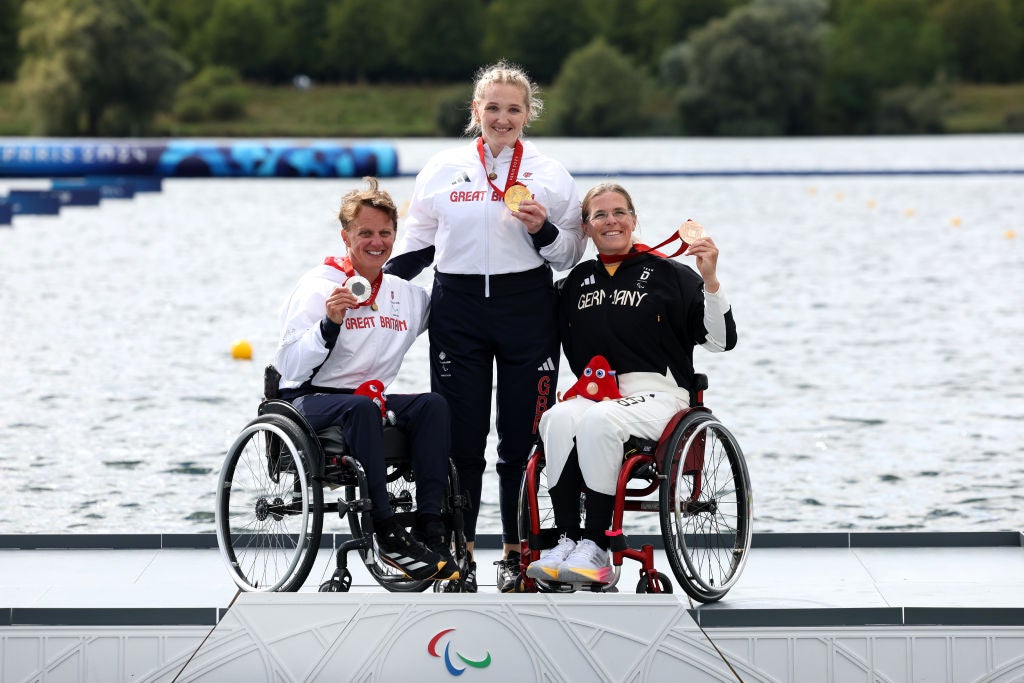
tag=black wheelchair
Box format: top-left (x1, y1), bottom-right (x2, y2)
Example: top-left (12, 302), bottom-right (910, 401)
top-left (215, 368), bottom-right (470, 593)
top-left (517, 375), bottom-right (753, 602)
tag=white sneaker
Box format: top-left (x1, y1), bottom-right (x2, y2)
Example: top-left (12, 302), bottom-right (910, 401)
top-left (558, 538), bottom-right (612, 584)
top-left (525, 535), bottom-right (576, 581)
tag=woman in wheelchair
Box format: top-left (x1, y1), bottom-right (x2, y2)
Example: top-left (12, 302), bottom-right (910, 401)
top-left (272, 177), bottom-right (457, 583)
top-left (525, 183), bottom-right (738, 584)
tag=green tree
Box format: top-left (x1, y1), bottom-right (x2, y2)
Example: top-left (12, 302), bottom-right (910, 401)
top-left (593, 0), bottom-right (740, 70)
top-left (548, 38), bottom-right (652, 136)
top-left (173, 65), bottom-right (247, 122)
top-left (17, 0), bottom-right (189, 135)
top-left (931, 0), bottom-right (1023, 83)
top-left (193, 0), bottom-right (283, 80)
top-left (322, 0), bottom-right (404, 82)
top-left (676, 0), bottom-right (827, 135)
top-left (397, 0), bottom-right (483, 82)
top-left (481, 0), bottom-right (590, 83)
top-left (819, 0), bottom-right (952, 133)
top-left (0, 0), bottom-right (21, 80)
top-left (142, 0), bottom-right (214, 69)
top-left (274, 0), bottom-right (329, 80)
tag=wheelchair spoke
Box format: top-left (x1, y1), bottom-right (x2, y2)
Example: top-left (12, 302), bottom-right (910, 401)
top-left (216, 417), bottom-right (322, 592)
top-left (660, 415), bottom-right (752, 602)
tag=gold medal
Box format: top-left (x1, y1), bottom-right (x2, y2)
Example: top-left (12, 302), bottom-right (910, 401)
top-left (679, 220), bottom-right (706, 244)
top-left (504, 184), bottom-right (532, 212)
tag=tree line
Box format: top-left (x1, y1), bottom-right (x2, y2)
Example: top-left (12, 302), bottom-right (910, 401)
top-left (2, 0), bottom-right (1023, 136)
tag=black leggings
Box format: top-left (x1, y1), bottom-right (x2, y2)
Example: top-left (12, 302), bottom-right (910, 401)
top-left (549, 448), bottom-right (615, 550)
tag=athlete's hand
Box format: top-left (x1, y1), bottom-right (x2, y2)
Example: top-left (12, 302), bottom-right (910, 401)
top-left (683, 230), bottom-right (721, 294)
top-left (513, 197), bottom-right (547, 234)
top-left (325, 286), bottom-right (358, 324)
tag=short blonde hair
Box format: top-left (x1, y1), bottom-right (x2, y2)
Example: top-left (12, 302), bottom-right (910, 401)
top-left (465, 60), bottom-right (544, 136)
top-left (338, 177), bottom-right (398, 230)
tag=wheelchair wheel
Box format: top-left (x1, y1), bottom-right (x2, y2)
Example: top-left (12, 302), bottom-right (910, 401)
top-left (659, 411), bottom-right (752, 603)
top-left (215, 414), bottom-right (324, 592)
top-left (636, 571), bottom-right (673, 594)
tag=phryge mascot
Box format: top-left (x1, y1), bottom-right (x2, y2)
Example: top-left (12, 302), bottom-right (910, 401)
top-left (558, 355), bottom-right (622, 402)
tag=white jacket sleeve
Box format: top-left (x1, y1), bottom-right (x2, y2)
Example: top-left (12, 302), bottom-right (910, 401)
top-left (273, 279), bottom-right (332, 383)
top-left (536, 167), bottom-right (585, 272)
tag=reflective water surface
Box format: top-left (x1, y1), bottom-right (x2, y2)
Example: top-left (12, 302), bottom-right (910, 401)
top-left (1, 135), bottom-right (1021, 534)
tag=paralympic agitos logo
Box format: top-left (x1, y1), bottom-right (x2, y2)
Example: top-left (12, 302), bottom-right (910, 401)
top-left (428, 628), bottom-right (492, 676)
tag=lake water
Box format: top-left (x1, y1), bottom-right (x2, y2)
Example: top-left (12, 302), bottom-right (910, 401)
top-left (1, 135), bottom-right (1022, 535)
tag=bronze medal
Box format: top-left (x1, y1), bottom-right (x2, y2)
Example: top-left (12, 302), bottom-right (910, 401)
top-left (504, 184), bottom-right (532, 212)
top-left (679, 220), bottom-right (706, 244)
top-left (487, 171), bottom-right (498, 180)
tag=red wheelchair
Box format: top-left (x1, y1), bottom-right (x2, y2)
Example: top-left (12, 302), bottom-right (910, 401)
top-left (517, 375), bottom-right (752, 602)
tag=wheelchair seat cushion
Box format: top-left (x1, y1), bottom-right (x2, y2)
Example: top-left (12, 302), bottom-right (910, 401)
top-left (317, 426), bottom-right (348, 458)
top-left (316, 425), bottom-right (412, 464)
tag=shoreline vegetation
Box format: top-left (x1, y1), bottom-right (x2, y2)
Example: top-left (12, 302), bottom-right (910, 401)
top-left (2, 81), bottom-right (1022, 139)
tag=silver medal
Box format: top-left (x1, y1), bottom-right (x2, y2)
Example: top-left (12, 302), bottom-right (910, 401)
top-left (347, 275), bottom-right (372, 304)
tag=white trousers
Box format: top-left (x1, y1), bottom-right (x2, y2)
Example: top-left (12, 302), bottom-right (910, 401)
top-left (538, 373), bottom-right (689, 495)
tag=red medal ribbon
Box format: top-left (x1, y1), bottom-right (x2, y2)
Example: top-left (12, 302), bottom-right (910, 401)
top-left (597, 242), bottom-right (666, 265)
top-left (476, 137), bottom-right (525, 198)
top-left (323, 256), bottom-right (384, 308)
top-left (596, 229), bottom-right (694, 264)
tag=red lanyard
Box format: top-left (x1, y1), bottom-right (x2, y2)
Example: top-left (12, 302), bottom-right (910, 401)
top-left (596, 230), bottom-right (693, 265)
top-left (476, 137), bottom-right (524, 197)
top-left (323, 256), bottom-right (384, 309)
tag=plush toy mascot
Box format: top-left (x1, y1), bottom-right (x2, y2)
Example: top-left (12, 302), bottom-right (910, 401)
top-left (558, 355), bottom-right (621, 402)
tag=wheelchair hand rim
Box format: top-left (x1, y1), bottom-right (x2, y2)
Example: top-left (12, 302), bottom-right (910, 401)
top-left (216, 422), bottom-right (312, 592)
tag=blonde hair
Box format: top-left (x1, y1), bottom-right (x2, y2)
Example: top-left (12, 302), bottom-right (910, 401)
top-left (338, 177), bottom-right (398, 230)
top-left (464, 60), bottom-right (543, 136)
top-left (581, 183), bottom-right (637, 223)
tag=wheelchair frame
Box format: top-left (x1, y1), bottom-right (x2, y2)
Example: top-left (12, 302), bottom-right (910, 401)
top-left (215, 398), bottom-right (469, 593)
top-left (517, 375), bottom-right (753, 602)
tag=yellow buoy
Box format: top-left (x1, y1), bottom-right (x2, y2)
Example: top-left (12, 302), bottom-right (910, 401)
top-left (904, 208), bottom-right (915, 217)
top-left (866, 199), bottom-right (877, 209)
top-left (1005, 229), bottom-right (1017, 240)
top-left (951, 216), bottom-right (962, 227)
top-left (231, 339), bottom-right (253, 360)
top-left (834, 192), bottom-right (844, 201)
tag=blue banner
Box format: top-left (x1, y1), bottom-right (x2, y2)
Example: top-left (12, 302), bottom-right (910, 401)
top-left (0, 140), bottom-right (399, 178)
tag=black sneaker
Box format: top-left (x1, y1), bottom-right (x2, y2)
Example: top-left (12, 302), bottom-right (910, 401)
top-left (495, 551), bottom-right (522, 593)
top-left (415, 518), bottom-right (460, 581)
top-left (375, 524), bottom-right (447, 581)
top-left (462, 553), bottom-right (478, 593)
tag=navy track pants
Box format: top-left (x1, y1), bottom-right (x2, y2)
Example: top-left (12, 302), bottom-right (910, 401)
top-left (429, 268), bottom-right (559, 543)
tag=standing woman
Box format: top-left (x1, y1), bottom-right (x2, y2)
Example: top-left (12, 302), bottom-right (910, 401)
top-left (386, 60), bottom-right (586, 591)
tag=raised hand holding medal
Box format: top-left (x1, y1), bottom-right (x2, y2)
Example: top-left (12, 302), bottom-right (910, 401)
top-left (346, 275), bottom-right (372, 304)
top-left (477, 137), bottom-right (547, 234)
